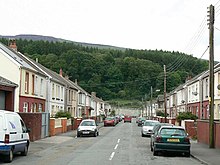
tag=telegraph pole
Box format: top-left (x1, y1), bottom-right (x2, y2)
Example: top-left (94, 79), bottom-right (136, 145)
top-left (164, 65), bottom-right (167, 123)
top-left (208, 4), bottom-right (215, 148)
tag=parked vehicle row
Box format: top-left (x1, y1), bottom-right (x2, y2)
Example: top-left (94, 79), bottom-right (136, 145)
top-left (137, 117), bottom-right (191, 157)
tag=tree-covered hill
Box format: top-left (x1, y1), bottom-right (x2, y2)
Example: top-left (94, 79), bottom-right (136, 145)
top-left (0, 38), bottom-right (209, 102)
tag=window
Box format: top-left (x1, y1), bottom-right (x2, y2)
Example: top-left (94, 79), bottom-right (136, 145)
top-left (31, 103), bottom-right (34, 112)
top-left (205, 78), bottom-right (208, 98)
top-left (34, 103), bottom-right (37, 112)
top-left (25, 72), bottom-right (29, 93)
top-left (52, 83), bottom-right (55, 99)
top-left (23, 102), bottom-right (28, 112)
top-left (39, 103), bottom-right (42, 112)
top-left (61, 87), bottom-right (64, 101)
top-left (32, 75), bottom-right (35, 95)
top-left (69, 90), bottom-right (71, 102)
top-left (218, 73), bottom-right (220, 95)
top-left (40, 78), bottom-right (43, 96)
top-left (57, 85), bottom-right (60, 99)
top-left (52, 105), bottom-right (55, 116)
top-left (35, 76), bottom-right (38, 95)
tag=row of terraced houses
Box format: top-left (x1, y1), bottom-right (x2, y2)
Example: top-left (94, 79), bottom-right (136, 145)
top-left (163, 64), bottom-right (220, 120)
top-left (0, 40), bottom-right (111, 140)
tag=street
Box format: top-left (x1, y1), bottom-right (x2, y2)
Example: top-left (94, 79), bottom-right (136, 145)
top-left (2, 119), bottom-right (203, 165)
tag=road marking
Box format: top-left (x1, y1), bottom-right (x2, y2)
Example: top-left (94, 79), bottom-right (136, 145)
top-left (117, 139), bottom-right (120, 143)
top-left (109, 152), bottom-right (115, 160)
top-left (114, 144), bottom-right (118, 150)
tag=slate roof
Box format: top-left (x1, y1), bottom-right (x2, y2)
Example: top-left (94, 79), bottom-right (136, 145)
top-left (0, 76), bottom-right (17, 87)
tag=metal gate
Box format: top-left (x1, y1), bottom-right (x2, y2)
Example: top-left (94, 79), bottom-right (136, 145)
top-left (41, 112), bottom-right (49, 138)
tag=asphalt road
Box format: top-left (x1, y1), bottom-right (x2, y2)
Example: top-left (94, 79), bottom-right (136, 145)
top-left (1, 119), bottom-right (204, 165)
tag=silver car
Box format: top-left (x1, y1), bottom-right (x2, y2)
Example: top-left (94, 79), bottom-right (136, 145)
top-left (77, 119), bottom-right (99, 137)
top-left (141, 120), bottom-right (160, 137)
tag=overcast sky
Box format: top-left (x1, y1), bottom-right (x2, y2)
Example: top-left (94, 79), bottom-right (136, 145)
top-left (1, 0), bottom-right (220, 62)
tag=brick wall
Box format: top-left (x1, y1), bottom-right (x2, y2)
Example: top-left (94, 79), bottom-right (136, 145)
top-left (19, 113), bottom-right (42, 142)
top-left (197, 120), bottom-right (209, 144)
top-left (215, 121), bottom-right (220, 148)
top-left (185, 120), bottom-right (197, 139)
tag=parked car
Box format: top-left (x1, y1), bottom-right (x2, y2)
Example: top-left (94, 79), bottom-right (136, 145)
top-left (141, 120), bottom-right (160, 137)
top-left (150, 123), bottom-right (173, 149)
top-left (151, 125), bottom-right (191, 157)
top-left (136, 117), bottom-right (141, 123)
top-left (115, 116), bottom-right (120, 124)
top-left (137, 117), bottom-right (146, 126)
top-left (104, 117), bottom-right (116, 126)
top-left (124, 115), bottom-right (132, 123)
top-left (77, 119), bottom-right (99, 137)
top-left (0, 110), bottom-right (30, 163)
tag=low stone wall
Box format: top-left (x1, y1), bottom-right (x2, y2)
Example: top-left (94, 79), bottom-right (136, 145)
top-left (49, 118), bottom-right (74, 136)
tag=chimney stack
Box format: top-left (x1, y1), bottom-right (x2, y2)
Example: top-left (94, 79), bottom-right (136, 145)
top-left (91, 92), bottom-right (96, 97)
top-left (59, 68), bottom-right (63, 77)
top-left (75, 79), bottom-right (77, 84)
top-left (9, 39), bottom-right (17, 52)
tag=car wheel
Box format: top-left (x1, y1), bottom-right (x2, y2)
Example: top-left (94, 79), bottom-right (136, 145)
top-left (4, 148), bottom-right (13, 163)
top-left (94, 131), bottom-right (97, 137)
top-left (77, 132), bottom-right (80, 137)
top-left (142, 133), bottom-right (144, 137)
top-left (21, 145), bottom-right (28, 156)
top-left (185, 151), bottom-right (190, 157)
top-left (153, 147), bottom-right (158, 156)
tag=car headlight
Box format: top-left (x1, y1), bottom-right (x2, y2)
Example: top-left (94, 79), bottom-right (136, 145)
top-left (92, 128), bottom-right (95, 131)
top-left (78, 128), bottom-right (81, 131)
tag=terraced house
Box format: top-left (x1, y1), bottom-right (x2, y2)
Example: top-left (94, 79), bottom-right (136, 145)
top-left (0, 40), bottom-right (108, 140)
top-left (167, 63), bottom-right (220, 120)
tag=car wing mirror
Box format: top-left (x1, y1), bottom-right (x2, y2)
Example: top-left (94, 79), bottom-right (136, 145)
top-left (27, 128), bottom-right (31, 133)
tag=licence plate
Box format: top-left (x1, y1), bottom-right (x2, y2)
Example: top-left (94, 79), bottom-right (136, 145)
top-left (83, 131), bottom-right (89, 134)
top-left (167, 138), bottom-right (179, 142)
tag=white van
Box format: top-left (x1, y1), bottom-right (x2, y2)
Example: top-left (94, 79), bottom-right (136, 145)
top-left (0, 110), bottom-right (30, 163)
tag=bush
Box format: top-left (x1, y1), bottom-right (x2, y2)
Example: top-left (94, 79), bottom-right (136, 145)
top-left (55, 111), bottom-right (71, 119)
top-left (176, 112), bottom-right (198, 122)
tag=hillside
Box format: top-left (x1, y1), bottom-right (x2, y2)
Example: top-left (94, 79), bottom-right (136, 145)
top-left (0, 34), bottom-right (126, 51)
top-left (0, 37), bottom-right (209, 103)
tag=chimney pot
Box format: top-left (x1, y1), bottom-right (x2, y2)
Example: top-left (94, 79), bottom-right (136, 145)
top-left (59, 68), bottom-right (63, 77)
top-left (9, 39), bottom-right (17, 52)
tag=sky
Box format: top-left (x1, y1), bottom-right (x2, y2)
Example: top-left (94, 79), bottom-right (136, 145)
top-left (1, 0), bottom-right (220, 62)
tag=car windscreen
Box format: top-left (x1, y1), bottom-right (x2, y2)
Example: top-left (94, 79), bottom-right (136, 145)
top-left (106, 117), bottom-right (114, 120)
top-left (80, 121), bottom-right (95, 126)
top-left (160, 128), bottom-right (186, 136)
top-left (144, 121), bottom-right (159, 126)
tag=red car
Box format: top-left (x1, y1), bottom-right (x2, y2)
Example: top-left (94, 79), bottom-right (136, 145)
top-left (124, 115), bottom-right (132, 123)
top-left (104, 117), bottom-right (116, 126)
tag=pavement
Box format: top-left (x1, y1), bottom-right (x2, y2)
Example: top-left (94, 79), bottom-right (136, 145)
top-left (30, 122), bottom-right (220, 165)
top-left (190, 140), bottom-right (220, 165)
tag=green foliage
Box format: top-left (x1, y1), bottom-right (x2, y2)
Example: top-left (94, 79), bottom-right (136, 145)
top-left (0, 38), bottom-right (209, 102)
top-left (55, 111), bottom-right (71, 119)
top-left (110, 110), bottom-right (116, 116)
top-left (156, 110), bottom-right (169, 117)
top-left (176, 112), bottom-right (198, 122)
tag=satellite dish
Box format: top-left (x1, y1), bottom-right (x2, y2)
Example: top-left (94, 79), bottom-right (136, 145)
top-left (218, 84), bottom-right (220, 90)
